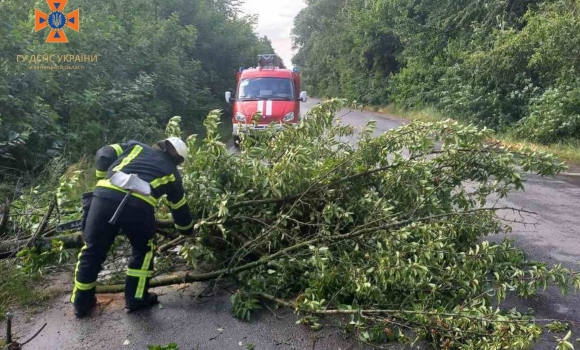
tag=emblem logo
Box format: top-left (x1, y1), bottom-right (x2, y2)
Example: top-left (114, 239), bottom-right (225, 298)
top-left (35, 0), bottom-right (80, 43)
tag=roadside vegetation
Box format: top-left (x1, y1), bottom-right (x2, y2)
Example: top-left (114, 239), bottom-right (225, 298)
top-left (374, 105), bottom-right (580, 166)
top-left (292, 0), bottom-right (580, 161)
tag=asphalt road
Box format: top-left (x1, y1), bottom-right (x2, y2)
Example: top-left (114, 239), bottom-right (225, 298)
top-left (9, 98), bottom-right (580, 349)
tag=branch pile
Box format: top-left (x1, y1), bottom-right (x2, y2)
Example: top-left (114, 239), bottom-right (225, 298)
top-left (4, 99), bottom-right (580, 348)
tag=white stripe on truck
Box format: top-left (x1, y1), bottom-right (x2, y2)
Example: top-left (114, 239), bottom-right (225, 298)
top-left (266, 100), bottom-right (273, 116)
top-left (257, 100), bottom-right (264, 115)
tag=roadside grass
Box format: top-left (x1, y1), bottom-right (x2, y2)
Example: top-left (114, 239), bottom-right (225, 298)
top-left (0, 263), bottom-right (57, 320)
top-left (494, 136), bottom-right (580, 169)
top-left (370, 104), bottom-right (580, 168)
top-left (377, 104), bottom-right (445, 123)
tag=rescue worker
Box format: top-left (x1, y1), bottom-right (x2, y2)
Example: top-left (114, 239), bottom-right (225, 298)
top-left (71, 137), bottom-right (195, 318)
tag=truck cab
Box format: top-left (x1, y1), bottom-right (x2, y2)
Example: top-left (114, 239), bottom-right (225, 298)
top-left (225, 54), bottom-right (308, 146)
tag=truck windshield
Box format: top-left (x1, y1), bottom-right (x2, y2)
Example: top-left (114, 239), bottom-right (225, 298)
top-left (237, 78), bottom-right (294, 100)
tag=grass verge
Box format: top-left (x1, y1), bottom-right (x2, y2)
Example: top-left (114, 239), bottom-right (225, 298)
top-left (371, 104), bottom-right (580, 168)
top-left (0, 263), bottom-right (55, 320)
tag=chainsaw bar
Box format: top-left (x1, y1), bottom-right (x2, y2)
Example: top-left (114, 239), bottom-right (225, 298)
top-left (56, 219), bottom-right (82, 233)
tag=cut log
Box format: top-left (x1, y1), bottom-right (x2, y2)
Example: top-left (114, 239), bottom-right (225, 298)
top-left (96, 235), bottom-right (311, 293)
top-left (0, 233), bottom-right (83, 259)
top-left (0, 229), bottom-right (176, 259)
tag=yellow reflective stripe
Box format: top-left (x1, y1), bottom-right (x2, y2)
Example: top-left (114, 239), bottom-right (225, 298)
top-left (71, 244), bottom-right (89, 302)
top-left (95, 170), bottom-right (107, 178)
top-left (175, 220), bottom-right (194, 231)
top-left (112, 145), bottom-right (143, 172)
top-left (168, 196), bottom-right (187, 210)
top-left (135, 239), bottom-right (155, 299)
top-left (75, 281), bottom-right (97, 290)
top-left (110, 144), bottom-right (123, 157)
top-left (150, 174), bottom-right (175, 189)
top-left (127, 268), bottom-right (153, 278)
top-left (96, 179), bottom-right (157, 207)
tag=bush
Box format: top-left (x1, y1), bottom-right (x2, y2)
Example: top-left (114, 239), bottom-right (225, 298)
top-left (516, 81), bottom-right (580, 143)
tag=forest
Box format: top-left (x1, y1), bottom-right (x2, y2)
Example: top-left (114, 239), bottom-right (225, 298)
top-left (292, 0), bottom-right (580, 145)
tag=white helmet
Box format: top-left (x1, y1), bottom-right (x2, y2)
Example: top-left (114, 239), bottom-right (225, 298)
top-left (165, 137), bottom-right (188, 160)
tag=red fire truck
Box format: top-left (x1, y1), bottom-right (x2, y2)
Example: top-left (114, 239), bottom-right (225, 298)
top-left (225, 54), bottom-right (308, 146)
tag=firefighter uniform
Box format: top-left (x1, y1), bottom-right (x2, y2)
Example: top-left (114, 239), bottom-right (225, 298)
top-left (71, 140), bottom-right (194, 317)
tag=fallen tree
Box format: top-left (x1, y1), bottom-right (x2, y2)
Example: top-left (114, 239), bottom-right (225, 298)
top-left (143, 102), bottom-right (580, 347)
top-left (4, 99), bottom-right (580, 348)
top-left (0, 233), bottom-right (82, 259)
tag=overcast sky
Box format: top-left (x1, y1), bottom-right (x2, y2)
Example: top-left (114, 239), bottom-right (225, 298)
top-left (239, 0), bottom-right (306, 67)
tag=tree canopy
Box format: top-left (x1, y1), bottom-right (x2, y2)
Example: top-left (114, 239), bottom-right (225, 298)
top-left (0, 0), bottom-right (275, 188)
top-left (292, 0), bottom-right (580, 144)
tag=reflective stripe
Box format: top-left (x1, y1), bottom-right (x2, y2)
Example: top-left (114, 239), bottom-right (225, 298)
top-left (134, 239), bottom-right (155, 299)
top-left (95, 170), bottom-right (107, 178)
top-left (150, 174), bottom-right (175, 189)
top-left (175, 220), bottom-right (194, 231)
top-left (110, 144), bottom-right (123, 157)
top-left (168, 196), bottom-right (187, 210)
top-left (71, 244), bottom-right (90, 302)
top-left (96, 179), bottom-right (157, 207)
top-left (75, 281), bottom-right (96, 290)
top-left (113, 145), bottom-right (143, 172)
top-left (127, 268), bottom-right (153, 278)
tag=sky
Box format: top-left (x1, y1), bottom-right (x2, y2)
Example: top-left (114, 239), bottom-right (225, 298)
top-left (239, 0), bottom-right (307, 67)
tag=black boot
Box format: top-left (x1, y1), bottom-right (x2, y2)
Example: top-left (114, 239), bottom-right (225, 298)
top-left (73, 289), bottom-right (97, 318)
top-left (125, 292), bottom-right (159, 312)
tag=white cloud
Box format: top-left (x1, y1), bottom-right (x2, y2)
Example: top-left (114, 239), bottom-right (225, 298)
top-left (239, 0), bottom-right (306, 67)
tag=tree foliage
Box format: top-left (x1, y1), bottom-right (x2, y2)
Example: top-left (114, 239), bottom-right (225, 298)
top-left (172, 100), bottom-right (577, 348)
top-left (292, 0), bottom-right (580, 144)
top-left (0, 0), bottom-right (276, 189)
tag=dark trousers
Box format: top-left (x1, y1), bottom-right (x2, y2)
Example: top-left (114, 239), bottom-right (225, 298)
top-left (70, 194), bottom-right (156, 308)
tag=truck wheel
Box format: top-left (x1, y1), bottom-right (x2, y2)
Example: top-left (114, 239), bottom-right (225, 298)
top-left (233, 135), bottom-right (241, 148)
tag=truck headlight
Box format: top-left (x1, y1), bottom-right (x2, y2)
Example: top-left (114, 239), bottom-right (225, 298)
top-left (283, 112), bottom-right (295, 122)
top-left (236, 112), bottom-right (246, 122)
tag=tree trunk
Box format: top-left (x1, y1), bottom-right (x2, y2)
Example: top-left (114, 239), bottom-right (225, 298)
top-left (0, 233), bottom-right (83, 259)
top-left (0, 228), bottom-right (176, 259)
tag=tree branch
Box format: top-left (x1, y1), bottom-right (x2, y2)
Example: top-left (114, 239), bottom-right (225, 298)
top-left (95, 207), bottom-right (518, 293)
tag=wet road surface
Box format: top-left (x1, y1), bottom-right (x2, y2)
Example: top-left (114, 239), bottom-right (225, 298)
top-left (14, 282), bottom-right (381, 350)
